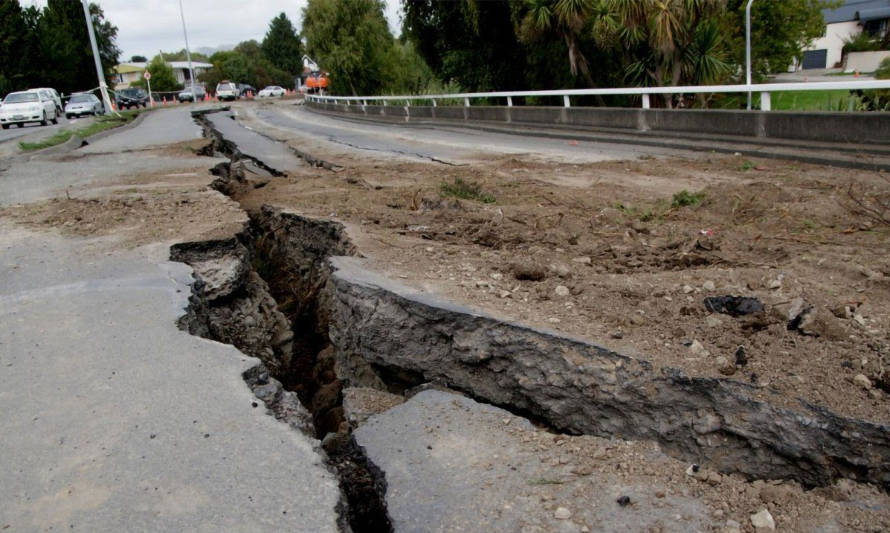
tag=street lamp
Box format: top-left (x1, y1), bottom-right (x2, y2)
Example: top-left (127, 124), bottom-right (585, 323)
top-left (179, 0), bottom-right (196, 95)
top-left (81, 0), bottom-right (114, 114)
top-left (746, 0), bottom-right (755, 110)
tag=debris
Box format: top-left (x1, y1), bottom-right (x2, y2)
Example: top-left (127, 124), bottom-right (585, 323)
top-left (610, 330), bottom-right (624, 339)
top-left (716, 356), bottom-right (736, 376)
top-left (704, 296), bottom-right (764, 317)
top-left (682, 284), bottom-right (694, 294)
top-left (616, 495), bottom-right (631, 507)
top-left (554, 507), bottom-right (572, 520)
top-left (685, 464), bottom-right (700, 476)
top-left (734, 346), bottom-right (748, 366)
top-left (572, 256), bottom-right (592, 265)
top-left (854, 374), bottom-right (873, 390)
top-left (511, 263), bottom-right (547, 281)
top-left (788, 306), bottom-right (845, 340)
top-left (750, 509), bottom-right (775, 530)
top-left (702, 280), bottom-right (716, 291)
top-left (767, 277), bottom-right (783, 290)
top-left (705, 315), bottom-right (723, 328)
top-left (554, 285), bottom-right (571, 298)
top-left (689, 340), bottom-right (708, 356)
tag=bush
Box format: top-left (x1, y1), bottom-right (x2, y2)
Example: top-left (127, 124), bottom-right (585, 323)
top-left (671, 190), bottom-right (706, 208)
top-left (440, 178), bottom-right (495, 203)
top-left (876, 57), bottom-right (890, 80)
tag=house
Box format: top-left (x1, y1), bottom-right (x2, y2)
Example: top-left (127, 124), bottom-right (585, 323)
top-left (113, 61), bottom-right (214, 89)
top-left (801, 0), bottom-right (890, 70)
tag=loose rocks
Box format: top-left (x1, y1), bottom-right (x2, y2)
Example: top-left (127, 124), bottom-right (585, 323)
top-left (703, 296), bottom-right (764, 317)
top-left (750, 509), bottom-right (775, 530)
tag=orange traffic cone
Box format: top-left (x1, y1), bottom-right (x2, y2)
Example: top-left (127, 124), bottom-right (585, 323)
top-left (162, 97), bottom-right (167, 105)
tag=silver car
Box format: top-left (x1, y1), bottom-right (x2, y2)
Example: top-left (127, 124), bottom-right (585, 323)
top-left (64, 93), bottom-right (104, 118)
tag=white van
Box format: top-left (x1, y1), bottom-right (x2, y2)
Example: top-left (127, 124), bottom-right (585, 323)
top-left (216, 81), bottom-right (239, 101)
top-left (36, 88), bottom-right (63, 114)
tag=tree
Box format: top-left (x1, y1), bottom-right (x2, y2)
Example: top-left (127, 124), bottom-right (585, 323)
top-left (0, 0), bottom-right (30, 94)
top-left (35, 1), bottom-right (120, 94)
top-left (132, 56), bottom-right (181, 92)
top-left (130, 55), bottom-right (147, 62)
top-left (403, 0), bottom-right (528, 92)
top-left (302, 0), bottom-right (395, 95)
top-left (262, 13), bottom-right (303, 75)
top-left (158, 49), bottom-right (209, 62)
top-left (725, 0), bottom-right (831, 78)
top-left (518, 0), bottom-right (598, 87)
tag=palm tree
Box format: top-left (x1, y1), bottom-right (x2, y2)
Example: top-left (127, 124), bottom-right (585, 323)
top-left (593, 0), bottom-right (730, 107)
top-left (519, 0), bottom-right (598, 87)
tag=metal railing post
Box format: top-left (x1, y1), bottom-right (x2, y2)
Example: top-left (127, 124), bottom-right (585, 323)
top-left (642, 94), bottom-right (650, 109)
top-left (760, 92), bottom-right (771, 111)
top-left (464, 97), bottom-right (470, 107)
top-left (563, 95), bottom-right (571, 108)
top-left (507, 96), bottom-right (513, 107)
top-left (432, 99), bottom-right (437, 107)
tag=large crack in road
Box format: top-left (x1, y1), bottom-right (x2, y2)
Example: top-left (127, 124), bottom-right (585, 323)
top-left (166, 107), bottom-right (890, 530)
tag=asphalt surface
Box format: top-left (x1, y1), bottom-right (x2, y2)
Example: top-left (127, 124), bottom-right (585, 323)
top-left (206, 110), bottom-right (305, 173)
top-left (0, 107), bottom-right (342, 531)
top-left (250, 105), bottom-right (701, 165)
top-left (0, 113), bottom-right (90, 144)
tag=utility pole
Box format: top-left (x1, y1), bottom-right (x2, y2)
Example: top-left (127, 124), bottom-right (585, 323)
top-left (745, 0), bottom-right (755, 110)
top-left (81, 0), bottom-right (114, 114)
top-left (179, 0), bottom-right (196, 95)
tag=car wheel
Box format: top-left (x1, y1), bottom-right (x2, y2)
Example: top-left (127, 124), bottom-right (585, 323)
top-left (51, 114), bottom-right (58, 125)
top-left (40, 112), bottom-right (47, 126)
top-left (1, 124), bottom-right (8, 130)
top-left (66, 114), bottom-right (72, 120)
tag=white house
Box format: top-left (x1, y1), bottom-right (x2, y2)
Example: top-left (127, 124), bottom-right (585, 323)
top-left (801, 0), bottom-right (890, 70)
top-left (114, 61), bottom-right (214, 89)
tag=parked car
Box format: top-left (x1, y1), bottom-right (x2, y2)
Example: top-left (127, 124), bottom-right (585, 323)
top-left (177, 85), bottom-right (206, 103)
top-left (216, 81), bottom-right (239, 101)
top-left (36, 87), bottom-right (62, 114)
top-left (65, 93), bottom-right (104, 118)
top-left (115, 87), bottom-right (149, 109)
top-left (0, 89), bottom-right (59, 129)
top-left (258, 86), bottom-right (286, 98)
top-left (237, 83), bottom-right (257, 97)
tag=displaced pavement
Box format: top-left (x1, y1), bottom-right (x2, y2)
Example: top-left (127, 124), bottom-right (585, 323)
top-left (0, 106), bottom-right (342, 531)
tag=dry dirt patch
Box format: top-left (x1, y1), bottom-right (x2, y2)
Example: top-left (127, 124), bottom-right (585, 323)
top-left (237, 150), bottom-right (890, 424)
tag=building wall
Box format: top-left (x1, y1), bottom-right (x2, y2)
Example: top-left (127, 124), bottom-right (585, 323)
top-left (846, 50), bottom-right (890, 72)
top-left (806, 21), bottom-right (862, 69)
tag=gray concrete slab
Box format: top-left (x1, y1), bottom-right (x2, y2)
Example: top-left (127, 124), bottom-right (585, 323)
top-left (206, 112), bottom-right (305, 174)
top-left (0, 225), bottom-right (341, 532)
top-left (0, 152), bottom-right (215, 207)
top-left (355, 389), bottom-right (710, 533)
top-left (82, 108), bottom-right (203, 153)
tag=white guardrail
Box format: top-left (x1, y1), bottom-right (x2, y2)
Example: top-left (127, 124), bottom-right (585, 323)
top-left (306, 79), bottom-right (890, 111)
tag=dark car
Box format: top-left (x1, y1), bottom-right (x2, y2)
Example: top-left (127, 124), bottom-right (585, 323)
top-left (115, 88), bottom-right (149, 109)
top-left (237, 84), bottom-right (257, 97)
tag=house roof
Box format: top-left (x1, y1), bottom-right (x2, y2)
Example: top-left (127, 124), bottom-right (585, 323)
top-left (824, 0), bottom-right (890, 24)
top-left (114, 61), bottom-right (213, 73)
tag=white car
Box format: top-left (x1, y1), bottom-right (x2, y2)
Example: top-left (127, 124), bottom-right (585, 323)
top-left (216, 81), bottom-right (239, 101)
top-left (36, 87), bottom-right (63, 114)
top-left (0, 90), bottom-right (59, 129)
top-left (258, 86), bottom-right (286, 98)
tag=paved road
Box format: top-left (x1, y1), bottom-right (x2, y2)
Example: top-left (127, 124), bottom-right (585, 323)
top-left (249, 105), bottom-right (699, 164)
top-left (0, 107), bottom-right (342, 531)
top-left (0, 114), bottom-right (95, 144)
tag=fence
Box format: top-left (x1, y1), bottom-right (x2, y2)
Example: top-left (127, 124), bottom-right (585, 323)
top-left (305, 79), bottom-right (890, 111)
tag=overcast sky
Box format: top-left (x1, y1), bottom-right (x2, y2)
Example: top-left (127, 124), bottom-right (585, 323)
top-left (22, 0), bottom-right (403, 61)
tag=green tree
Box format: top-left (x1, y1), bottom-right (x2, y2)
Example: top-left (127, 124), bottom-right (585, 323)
top-left (403, 0), bottom-right (528, 92)
top-left (725, 0), bottom-right (832, 77)
top-left (132, 56), bottom-right (181, 92)
top-left (159, 49), bottom-right (210, 62)
top-left (262, 13), bottom-right (303, 74)
top-left (518, 0), bottom-right (598, 87)
top-left (35, 1), bottom-right (120, 94)
top-left (0, 0), bottom-right (31, 94)
top-left (130, 55), bottom-right (147, 62)
top-left (302, 0), bottom-right (394, 95)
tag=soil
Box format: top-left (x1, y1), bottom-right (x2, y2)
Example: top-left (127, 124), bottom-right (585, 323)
top-left (231, 130), bottom-right (890, 425)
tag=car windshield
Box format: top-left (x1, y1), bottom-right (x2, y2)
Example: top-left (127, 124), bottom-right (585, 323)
top-left (120, 89), bottom-right (141, 96)
top-left (5, 92), bottom-right (38, 103)
top-left (70, 94), bottom-right (92, 103)
top-left (219, 84), bottom-right (234, 90)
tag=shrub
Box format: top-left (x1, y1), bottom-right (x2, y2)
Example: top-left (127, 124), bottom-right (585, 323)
top-left (440, 178), bottom-right (495, 203)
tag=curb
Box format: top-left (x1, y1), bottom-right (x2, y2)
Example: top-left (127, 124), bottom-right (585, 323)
top-left (23, 110), bottom-right (151, 160)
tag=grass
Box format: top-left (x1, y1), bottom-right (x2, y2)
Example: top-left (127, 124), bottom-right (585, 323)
top-left (671, 190), bottom-right (706, 208)
top-left (440, 177), bottom-right (496, 203)
top-left (716, 89), bottom-right (860, 111)
top-left (738, 160), bottom-right (756, 171)
top-left (18, 109), bottom-right (149, 151)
